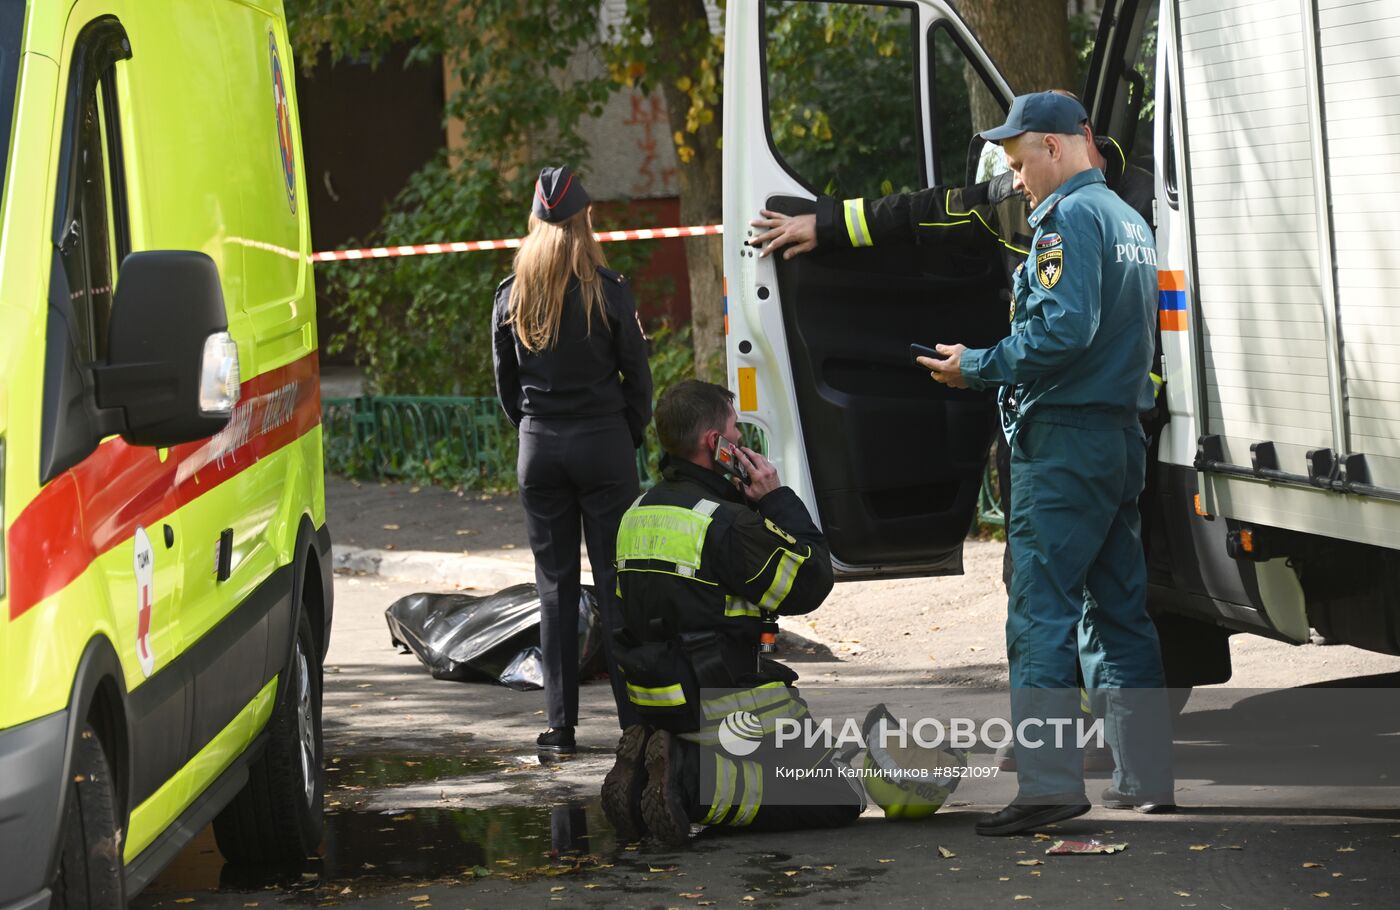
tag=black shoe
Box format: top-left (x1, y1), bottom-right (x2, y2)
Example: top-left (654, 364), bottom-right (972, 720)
top-left (640, 730), bottom-right (692, 847)
top-left (975, 802), bottom-right (1090, 836)
top-left (536, 727), bottom-right (576, 754)
top-left (1101, 786), bottom-right (1176, 814)
top-left (602, 725), bottom-right (652, 841)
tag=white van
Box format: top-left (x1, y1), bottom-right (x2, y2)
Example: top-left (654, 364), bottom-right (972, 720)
top-left (723, 0), bottom-right (1400, 686)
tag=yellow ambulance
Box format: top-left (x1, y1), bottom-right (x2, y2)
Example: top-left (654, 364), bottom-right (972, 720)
top-left (0, 1), bottom-right (332, 907)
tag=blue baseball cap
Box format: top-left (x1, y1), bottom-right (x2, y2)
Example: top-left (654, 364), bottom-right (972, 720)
top-left (979, 92), bottom-right (1089, 143)
top-left (532, 165), bottom-right (590, 223)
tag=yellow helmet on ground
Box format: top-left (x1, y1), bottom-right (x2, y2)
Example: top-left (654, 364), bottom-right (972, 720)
top-left (859, 704), bottom-right (967, 820)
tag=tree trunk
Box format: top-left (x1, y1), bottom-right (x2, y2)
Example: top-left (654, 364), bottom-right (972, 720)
top-left (957, 0), bottom-right (1079, 132)
top-left (648, 0), bottom-right (725, 382)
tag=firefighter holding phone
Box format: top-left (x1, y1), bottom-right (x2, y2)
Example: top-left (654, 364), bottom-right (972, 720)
top-left (600, 380), bottom-right (863, 845)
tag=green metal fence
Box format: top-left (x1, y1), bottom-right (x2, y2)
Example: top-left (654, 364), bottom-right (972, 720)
top-left (321, 395), bottom-right (654, 488)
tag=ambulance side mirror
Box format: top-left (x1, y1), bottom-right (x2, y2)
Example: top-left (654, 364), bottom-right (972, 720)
top-left (94, 251), bottom-right (240, 447)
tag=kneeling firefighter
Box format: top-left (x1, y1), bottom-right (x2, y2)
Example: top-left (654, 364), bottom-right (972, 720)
top-left (600, 380), bottom-right (865, 845)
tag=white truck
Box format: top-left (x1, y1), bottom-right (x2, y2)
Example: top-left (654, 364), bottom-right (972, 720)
top-left (723, 0), bottom-right (1400, 687)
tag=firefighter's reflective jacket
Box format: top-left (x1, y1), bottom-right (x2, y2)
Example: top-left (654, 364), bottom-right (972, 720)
top-left (612, 457), bottom-right (834, 732)
top-left (813, 135), bottom-right (1152, 284)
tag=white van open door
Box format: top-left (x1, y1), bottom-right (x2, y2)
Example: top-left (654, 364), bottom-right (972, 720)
top-left (723, 0), bottom-right (1013, 578)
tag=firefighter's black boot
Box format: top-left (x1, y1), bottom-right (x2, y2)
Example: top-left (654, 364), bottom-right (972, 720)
top-left (602, 725), bottom-right (652, 841)
top-left (641, 730), bottom-right (693, 847)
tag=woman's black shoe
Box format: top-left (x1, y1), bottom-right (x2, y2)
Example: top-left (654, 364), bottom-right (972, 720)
top-left (537, 727), bottom-right (576, 754)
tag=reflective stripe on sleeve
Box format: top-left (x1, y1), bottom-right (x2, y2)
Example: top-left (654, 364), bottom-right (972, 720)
top-left (756, 546), bottom-right (809, 611)
top-left (844, 198), bottom-right (873, 248)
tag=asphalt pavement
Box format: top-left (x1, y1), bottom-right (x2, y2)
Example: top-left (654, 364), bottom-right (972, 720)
top-left (130, 478), bottom-right (1400, 910)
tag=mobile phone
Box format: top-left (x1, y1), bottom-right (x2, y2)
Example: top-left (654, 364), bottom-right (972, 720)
top-left (910, 343), bottom-right (942, 366)
top-left (714, 437), bottom-right (752, 485)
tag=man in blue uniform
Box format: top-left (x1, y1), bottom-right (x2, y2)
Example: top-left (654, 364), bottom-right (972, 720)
top-left (919, 92), bottom-right (1174, 835)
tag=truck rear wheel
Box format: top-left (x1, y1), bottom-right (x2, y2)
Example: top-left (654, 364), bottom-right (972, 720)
top-left (51, 725), bottom-right (125, 910)
top-left (213, 610), bottom-right (325, 863)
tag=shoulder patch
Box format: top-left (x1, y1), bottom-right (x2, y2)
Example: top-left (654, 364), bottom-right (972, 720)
top-left (763, 517), bottom-right (797, 545)
top-left (1036, 232), bottom-right (1062, 249)
top-left (597, 266), bottom-right (627, 285)
top-left (1036, 249), bottom-right (1064, 289)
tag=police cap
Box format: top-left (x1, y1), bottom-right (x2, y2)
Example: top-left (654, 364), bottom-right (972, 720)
top-left (532, 165), bottom-right (590, 223)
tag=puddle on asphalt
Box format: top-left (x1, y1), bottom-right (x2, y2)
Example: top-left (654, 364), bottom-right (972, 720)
top-left (142, 801), bottom-right (624, 899)
top-left (326, 751), bottom-right (511, 789)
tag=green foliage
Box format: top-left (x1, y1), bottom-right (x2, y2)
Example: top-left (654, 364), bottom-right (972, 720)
top-left (288, 0), bottom-right (660, 395)
top-left (638, 322), bottom-right (698, 483)
top-left (603, 1), bottom-right (725, 164)
top-left (762, 1), bottom-right (921, 198)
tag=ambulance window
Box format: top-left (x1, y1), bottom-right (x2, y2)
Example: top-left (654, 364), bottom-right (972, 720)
top-left (763, 0), bottom-right (923, 198)
top-left (59, 81), bottom-right (116, 361)
top-left (927, 23), bottom-right (1004, 185)
top-left (56, 62), bottom-right (127, 363)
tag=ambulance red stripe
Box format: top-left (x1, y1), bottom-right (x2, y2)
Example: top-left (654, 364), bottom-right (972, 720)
top-left (8, 352), bottom-right (322, 621)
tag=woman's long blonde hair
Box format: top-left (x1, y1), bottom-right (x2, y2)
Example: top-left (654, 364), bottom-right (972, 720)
top-left (508, 207), bottom-right (610, 352)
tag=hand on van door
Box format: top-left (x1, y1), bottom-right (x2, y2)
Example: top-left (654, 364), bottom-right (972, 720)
top-left (918, 344), bottom-right (969, 389)
top-left (735, 447), bottom-right (781, 501)
top-left (749, 210), bottom-right (818, 259)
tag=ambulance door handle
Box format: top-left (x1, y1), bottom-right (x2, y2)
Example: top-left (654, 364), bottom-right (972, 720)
top-left (163, 524), bottom-right (175, 549)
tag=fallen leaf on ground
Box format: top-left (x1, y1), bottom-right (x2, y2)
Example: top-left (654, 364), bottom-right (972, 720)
top-left (1331, 873), bottom-right (1342, 878)
top-left (1188, 844), bottom-right (1209, 851)
top-left (649, 866), bottom-right (676, 873)
top-left (1173, 892), bottom-right (1190, 898)
top-left (382, 524), bottom-right (400, 530)
top-left (999, 876), bottom-right (1011, 882)
top-left (783, 871), bottom-right (799, 877)
top-left (742, 898), bottom-right (756, 903)
top-left (938, 847), bottom-right (956, 858)
top-left (878, 858), bottom-right (895, 863)
top-left (1014, 896), bottom-right (1032, 902)
top-left (1016, 860), bottom-right (1043, 866)
top-left (549, 887), bottom-right (564, 893)
top-left (1336, 847), bottom-right (1355, 853)
top-left (679, 892), bottom-right (704, 898)
top-left (1313, 892), bottom-right (1330, 898)
top-left (1303, 863), bottom-right (1324, 869)
top-left (407, 897), bottom-right (430, 903)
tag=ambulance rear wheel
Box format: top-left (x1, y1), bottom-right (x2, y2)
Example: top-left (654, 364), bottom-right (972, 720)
top-left (50, 724), bottom-right (125, 910)
top-left (213, 611), bottom-right (325, 863)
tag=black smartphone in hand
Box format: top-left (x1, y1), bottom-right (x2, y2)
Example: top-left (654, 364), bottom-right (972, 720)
top-left (714, 437), bottom-right (752, 485)
top-left (910, 343), bottom-right (942, 366)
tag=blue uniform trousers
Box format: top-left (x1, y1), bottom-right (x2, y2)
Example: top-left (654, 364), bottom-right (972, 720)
top-left (1006, 416), bottom-right (1174, 804)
